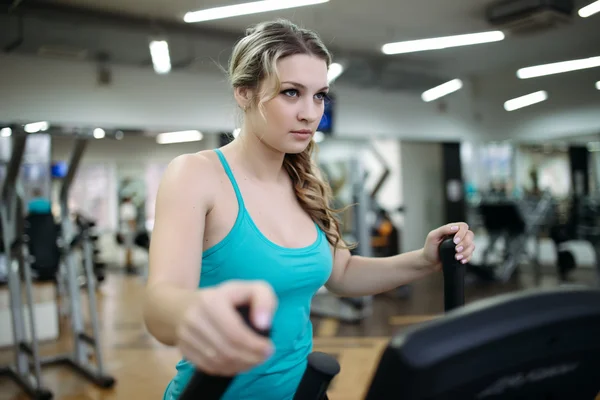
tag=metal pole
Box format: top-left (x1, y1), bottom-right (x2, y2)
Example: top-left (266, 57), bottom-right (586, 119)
top-left (0, 133), bottom-right (27, 199)
top-left (59, 137), bottom-right (89, 365)
top-left (83, 234), bottom-right (105, 374)
top-left (0, 133), bottom-right (30, 377)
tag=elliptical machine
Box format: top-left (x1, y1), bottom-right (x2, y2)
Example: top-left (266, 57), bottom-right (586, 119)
top-left (41, 134), bottom-right (115, 390)
top-left (1, 128), bottom-right (117, 399)
top-left (0, 131), bottom-right (53, 399)
top-left (178, 237), bottom-right (600, 399)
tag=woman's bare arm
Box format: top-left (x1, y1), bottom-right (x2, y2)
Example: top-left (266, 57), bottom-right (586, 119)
top-left (142, 153), bottom-right (215, 345)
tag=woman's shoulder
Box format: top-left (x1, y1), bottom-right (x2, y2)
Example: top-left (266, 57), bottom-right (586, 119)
top-left (158, 150), bottom-right (222, 205)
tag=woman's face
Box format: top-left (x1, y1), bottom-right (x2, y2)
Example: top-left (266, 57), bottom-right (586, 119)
top-left (245, 54), bottom-right (329, 154)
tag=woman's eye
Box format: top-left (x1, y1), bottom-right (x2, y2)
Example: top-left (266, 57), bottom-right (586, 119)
top-left (282, 89), bottom-right (299, 97)
top-left (315, 92), bottom-right (328, 101)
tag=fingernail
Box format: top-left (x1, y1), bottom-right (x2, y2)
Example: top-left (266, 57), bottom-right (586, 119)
top-left (451, 226), bottom-right (459, 231)
top-left (454, 236), bottom-right (460, 244)
top-left (456, 246), bottom-right (464, 252)
top-left (462, 259), bottom-right (468, 264)
top-left (255, 311), bottom-right (271, 330)
top-left (456, 254), bottom-right (464, 260)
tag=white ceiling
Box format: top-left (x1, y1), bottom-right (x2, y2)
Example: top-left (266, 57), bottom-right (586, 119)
top-left (2, 0), bottom-right (599, 93)
top-left (41, 0), bottom-right (600, 76)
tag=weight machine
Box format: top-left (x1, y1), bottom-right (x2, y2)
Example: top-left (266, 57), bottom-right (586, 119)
top-left (468, 192), bottom-right (555, 284)
top-left (310, 157), bottom-right (373, 323)
top-left (0, 126), bottom-right (117, 399)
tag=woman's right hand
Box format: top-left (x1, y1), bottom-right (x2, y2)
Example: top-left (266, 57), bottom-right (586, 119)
top-left (176, 280), bottom-right (278, 376)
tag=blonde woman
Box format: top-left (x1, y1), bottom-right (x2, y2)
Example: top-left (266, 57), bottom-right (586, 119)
top-left (143, 19), bottom-right (475, 400)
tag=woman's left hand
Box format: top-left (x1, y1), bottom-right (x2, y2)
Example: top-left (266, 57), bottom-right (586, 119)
top-left (421, 222), bottom-right (475, 271)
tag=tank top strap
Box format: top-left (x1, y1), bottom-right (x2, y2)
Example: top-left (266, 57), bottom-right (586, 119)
top-left (213, 148), bottom-right (245, 209)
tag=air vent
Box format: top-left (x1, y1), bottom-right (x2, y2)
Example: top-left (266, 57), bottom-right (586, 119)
top-left (38, 45), bottom-right (88, 60)
top-left (486, 0), bottom-right (574, 35)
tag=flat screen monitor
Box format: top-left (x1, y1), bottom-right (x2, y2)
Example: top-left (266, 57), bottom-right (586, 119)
top-left (318, 94), bottom-right (334, 134)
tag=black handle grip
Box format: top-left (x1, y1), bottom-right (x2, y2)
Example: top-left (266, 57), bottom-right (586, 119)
top-left (178, 306), bottom-right (271, 400)
top-left (293, 352), bottom-right (341, 400)
top-left (439, 237), bottom-right (465, 312)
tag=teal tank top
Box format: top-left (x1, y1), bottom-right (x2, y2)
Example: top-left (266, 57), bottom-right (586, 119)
top-left (164, 149), bottom-right (333, 400)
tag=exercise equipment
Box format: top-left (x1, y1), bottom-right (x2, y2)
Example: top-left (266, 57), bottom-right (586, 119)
top-left (178, 237), bottom-right (600, 399)
top-left (364, 237), bottom-right (600, 399)
top-left (25, 213), bottom-right (61, 282)
top-left (1, 128), bottom-right (117, 399)
top-left (41, 135), bottom-right (115, 390)
top-left (0, 131), bottom-right (53, 399)
top-left (311, 156), bottom-right (373, 323)
top-left (74, 212), bottom-right (106, 284)
top-left (468, 193), bottom-right (554, 283)
top-left (574, 195), bottom-right (600, 287)
top-left (179, 306), bottom-right (341, 400)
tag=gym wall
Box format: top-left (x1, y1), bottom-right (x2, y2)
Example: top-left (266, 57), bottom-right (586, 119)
top-left (400, 142), bottom-right (444, 253)
top-left (0, 53), bottom-right (481, 142)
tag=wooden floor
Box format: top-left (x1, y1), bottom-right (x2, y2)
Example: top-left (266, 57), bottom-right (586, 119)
top-left (0, 265), bottom-right (597, 400)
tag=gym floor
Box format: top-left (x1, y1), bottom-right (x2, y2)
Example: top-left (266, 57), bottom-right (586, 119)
top-left (0, 265), bottom-right (596, 400)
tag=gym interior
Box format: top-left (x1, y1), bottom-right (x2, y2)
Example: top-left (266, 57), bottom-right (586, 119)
top-left (1, 0), bottom-right (600, 399)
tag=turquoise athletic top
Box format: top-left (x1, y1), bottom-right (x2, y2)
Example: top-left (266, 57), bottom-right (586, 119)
top-left (28, 198), bottom-right (52, 214)
top-left (164, 148), bottom-right (333, 400)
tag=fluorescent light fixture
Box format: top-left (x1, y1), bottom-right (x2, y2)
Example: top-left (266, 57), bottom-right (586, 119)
top-left (24, 121), bottom-right (49, 133)
top-left (422, 79), bottom-right (463, 102)
top-left (313, 131), bottom-right (325, 143)
top-left (382, 31), bottom-right (504, 55)
top-left (504, 90), bottom-right (548, 112)
top-left (596, 80), bottom-right (600, 90)
top-left (149, 40), bottom-right (171, 74)
top-left (1, 128), bottom-right (12, 137)
top-left (93, 128), bottom-right (105, 139)
top-left (184, 0), bottom-right (329, 23)
top-left (579, 0), bottom-right (600, 17)
top-left (517, 56), bottom-right (600, 79)
top-left (156, 130), bottom-right (203, 144)
top-left (327, 63), bottom-right (344, 84)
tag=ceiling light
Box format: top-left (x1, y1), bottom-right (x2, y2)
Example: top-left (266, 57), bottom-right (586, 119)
top-left (24, 121), bottom-right (49, 133)
top-left (184, 0), bottom-right (329, 23)
top-left (327, 63), bottom-right (344, 84)
top-left (421, 79), bottom-right (463, 102)
top-left (516, 56), bottom-right (600, 79)
top-left (579, 0), bottom-right (600, 17)
top-left (596, 80), bottom-right (600, 90)
top-left (149, 40), bottom-right (171, 74)
top-left (1, 127), bottom-right (12, 137)
top-left (93, 128), bottom-right (105, 139)
top-left (381, 31), bottom-right (505, 55)
top-left (504, 90), bottom-right (548, 111)
top-left (156, 130), bottom-right (203, 144)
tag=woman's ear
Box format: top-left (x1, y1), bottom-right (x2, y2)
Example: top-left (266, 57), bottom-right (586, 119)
top-left (234, 86), bottom-right (254, 111)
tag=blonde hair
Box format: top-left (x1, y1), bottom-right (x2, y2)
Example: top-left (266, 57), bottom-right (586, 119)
top-left (228, 19), bottom-right (352, 250)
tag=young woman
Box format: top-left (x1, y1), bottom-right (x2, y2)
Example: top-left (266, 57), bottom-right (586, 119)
top-left (143, 19), bottom-right (475, 400)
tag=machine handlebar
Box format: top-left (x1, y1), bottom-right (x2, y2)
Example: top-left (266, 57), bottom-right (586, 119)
top-left (439, 236), bottom-right (465, 312)
top-left (178, 306), bottom-right (269, 400)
